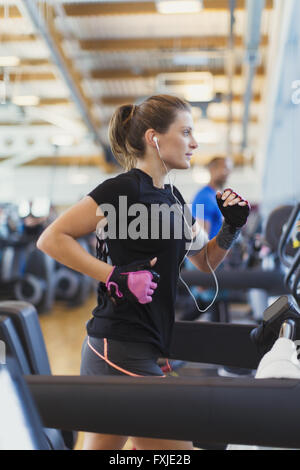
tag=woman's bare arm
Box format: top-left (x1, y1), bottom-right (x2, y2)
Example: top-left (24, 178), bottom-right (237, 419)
top-left (36, 196), bottom-right (113, 283)
top-left (188, 236), bottom-right (228, 273)
top-left (186, 222), bottom-right (227, 273)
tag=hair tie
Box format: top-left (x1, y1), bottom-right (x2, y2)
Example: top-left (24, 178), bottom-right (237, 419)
top-left (123, 104), bottom-right (137, 126)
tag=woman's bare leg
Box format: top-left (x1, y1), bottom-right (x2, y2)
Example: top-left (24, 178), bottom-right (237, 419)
top-left (82, 433), bottom-right (128, 450)
top-left (131, 437), bottom-right (194, 450)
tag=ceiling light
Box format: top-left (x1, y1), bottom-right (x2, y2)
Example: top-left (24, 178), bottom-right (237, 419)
top-left (18, 200), bottom-right (30, 218)
top-left (156, 0), bottom-right (203, 14)
top-left (230, 127), bottom-right (242, 145)
top-left (51, 135), bottom-right (75, 147)
top-left (173, 55), bottom-right (210, 67)
top-left (0, 81), bottom-right (6, 104)
top-left (0, 56), bottom-right (20, 67)
top-left (12, 96), bottom-right (40, 106)
top-left (18, 198), bottom-right (50, 218)
top-left (183, 84), bottom-right (214, 102)
top-left (157, 72), bottom-right (214, 102)
top-left (31, 198), bottom-right (51, 218)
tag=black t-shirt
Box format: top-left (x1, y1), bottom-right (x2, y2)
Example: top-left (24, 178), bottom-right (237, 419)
top-left (86, 168), bottom-right (201, 356)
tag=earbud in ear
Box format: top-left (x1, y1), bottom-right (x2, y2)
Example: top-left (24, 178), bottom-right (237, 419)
top-left (153, 136), bottom-right (159, 148)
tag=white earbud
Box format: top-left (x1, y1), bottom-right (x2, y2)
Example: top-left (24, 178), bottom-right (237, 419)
top-left (153, 136), bottom-right (159, 147)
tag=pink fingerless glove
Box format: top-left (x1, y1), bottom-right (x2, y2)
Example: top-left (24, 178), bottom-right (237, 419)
top-left (105, 259), bottom-right (160, 305)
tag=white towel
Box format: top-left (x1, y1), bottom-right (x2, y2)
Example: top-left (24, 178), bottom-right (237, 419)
top-left (255, 338), bottom-right (300, 379)
top-left (227, 338), bottom-right (300, 450)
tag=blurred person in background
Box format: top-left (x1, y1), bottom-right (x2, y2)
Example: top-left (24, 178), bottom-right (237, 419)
top-left (192, 157), bottom-right (233, 238)
top-left (179, 157), bottom-right (233, 322)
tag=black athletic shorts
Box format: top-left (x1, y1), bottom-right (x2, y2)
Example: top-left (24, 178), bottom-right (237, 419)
top-left (80, 336), bottom-right (166, 377)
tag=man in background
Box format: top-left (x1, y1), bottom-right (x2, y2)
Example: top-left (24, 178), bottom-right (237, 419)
top-left (181, 157), bottom-right (253, 377)
top-left (178, 156), bottom-right (233, 323)
top-left (192, 156), bottom-right (233, 238)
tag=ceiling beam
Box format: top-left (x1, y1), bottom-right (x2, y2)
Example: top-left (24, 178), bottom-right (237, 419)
top-left (0, 153), bottom-right (116, 172)
top-left (203, 0), bottom-right (273, 8)
top-left (79, 36), bottom-right (268, 51)
top-left (0, 93), bottom-right (260, 110)
top-left (90, 65), bottom-right (265, 80)
top-left (63, 1), bottom-right (156, 16)
top-left (0, 34), bottom-right (37, 42)
top-left (1, 92), bottom-right (261, 107)
top-left (0, 153), bottom-right (252, 168)
top-left (100, 93), bottom-right (261, 106)
top-left (18, 58), bottom-right (51, 67)
top-left (0, 121), bottom-right (52, 126)
top-left (193, 153), bottom-right (254, 167)
top-left (23, 155), bottom-right (118, 173)
top-left (0, 6), bottom-right (22, 18)
top-left (0, 116), bottom-right (258, 127)
top-left (0, 72), bottom-right (56, 81)
top-left (20, 155), bottom-right (106, 167)
top-left (38, 97), bottom-right (72, 106)
top-left (63, 0), bottom-right (273, 16)
top-left (0, 34), bottom-right (268, 52)
top-left (0, 153), bottom-right (251, 168)
top-left (233, 93), bottom-right (261, 102)
top-left (0, 67), bottom-right (265, 82)
top-left (212, 117), bottom-right (258, 123)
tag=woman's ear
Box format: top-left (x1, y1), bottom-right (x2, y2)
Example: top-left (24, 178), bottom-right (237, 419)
top-left (144, 129), bottom-right (157, 148)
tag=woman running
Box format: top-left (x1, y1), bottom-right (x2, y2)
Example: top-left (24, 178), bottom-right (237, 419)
top-left (37, 94), bottom-right (250, 450)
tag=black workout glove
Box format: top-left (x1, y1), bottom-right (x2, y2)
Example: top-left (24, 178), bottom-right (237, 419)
top-left (216, 189), bottom-right (251, 250)
top-left (105, 259), bottom-right (160, 305)
top-left (216, 189), bottom-right (250, 228)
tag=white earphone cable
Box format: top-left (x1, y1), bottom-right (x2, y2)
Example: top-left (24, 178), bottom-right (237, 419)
top-left (155, 140), bottom-right (219, 313)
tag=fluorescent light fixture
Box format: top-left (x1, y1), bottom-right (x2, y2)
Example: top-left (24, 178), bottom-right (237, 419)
top-left (31, 198), bottom-right (50, 218)
top-left (0, 56), bottom-right (20, 67)
top-left (173, 55), bottom-right (210, 67)
top-left (172, 50), bottom-right (225, 66)
top-left (18, 200), bottom-right (30, 218)
top-left (230, 127), bottom-right (242, 145)
top-left (27, 108), bottom-right (87, 136)
top-left (156, 72), bottom-right (214, 102)
top-left (0, 81), bottom-right (6, 104)
top-left (12, 96), bottom-right (40, 106)
top-left (18, 198), bottom-right (50, 218)
top-left (51, 134), bottom-right (75, 147)
top-left (156, 0), bottom-right (203, 14)
top-left (184, 84), bottom-right (214, 102)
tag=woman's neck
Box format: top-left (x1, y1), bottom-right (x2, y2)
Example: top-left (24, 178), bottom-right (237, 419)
top-left (135, 159), bottom-right (167, 189)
